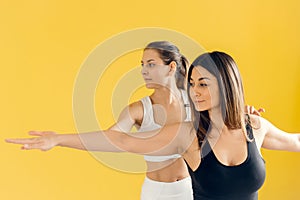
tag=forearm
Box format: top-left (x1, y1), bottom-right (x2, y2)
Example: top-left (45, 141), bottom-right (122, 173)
top-left (6, 130), bottom-right (127, 152)
top-left (58, 123), bottom-right (192, 154)
top-left (293, 133), bottom-right (300, 152)
top-left (6, 124), bottom-right (187, 154)
top-left (55, 134), bottom-right (87, 150)
top-left (57, 131), bottom-right (126, 152)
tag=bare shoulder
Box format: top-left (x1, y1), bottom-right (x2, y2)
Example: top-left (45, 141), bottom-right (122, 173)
top-left (248, 114), bottom-right (268, 147)
top-left (179, 122), bottom-right (197, 140)
top-left (170, 122), bottom-right (196, 147)
top-left (128, 100), bottom-right (143, 111)
top-left (165, 122), bottom-right (195, 134)
top-left (248, 114), bottom-right (261, 128)
top-left (126, 101), bottom-right (144, 122)
top-left (181, 122), bottom-right (196, 135)
top-left (113, 101), bottom-right (144, 130)
top-left (157, 122), bottom-right (195, 141)
top-left (174, 122), bottom-right (197, 156)
top-left (249, 114), bottom-right (270, 131)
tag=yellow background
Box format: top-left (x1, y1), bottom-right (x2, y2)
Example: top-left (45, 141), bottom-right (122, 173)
top-left (1, 0), bottom-right (299, 199)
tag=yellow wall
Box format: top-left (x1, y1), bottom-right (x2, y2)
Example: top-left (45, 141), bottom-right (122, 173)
top-left (1, 0), bottom-right (299, 199)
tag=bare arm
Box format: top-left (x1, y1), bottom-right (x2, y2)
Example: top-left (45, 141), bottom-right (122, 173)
top-left (183, 137), bottom-right (201, 171)
top-left (5, 131), bottom-right (123, 152)
top-left (5, 122), bottom-right (195, 155)
top-left (108, 101), bottom-right (143, 132)
top-left (260, 117), bottom-right (300, 152)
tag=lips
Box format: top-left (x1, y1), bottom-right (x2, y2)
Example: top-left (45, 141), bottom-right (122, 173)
top-left (194, 100), bottom-right (205, 103)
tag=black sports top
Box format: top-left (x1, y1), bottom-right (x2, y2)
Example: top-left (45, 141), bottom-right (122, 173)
top-left (188, 120), bottom-right (266, 200)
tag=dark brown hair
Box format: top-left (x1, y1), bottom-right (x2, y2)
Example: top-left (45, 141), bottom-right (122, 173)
top-left (187, 51), bottom-right (246, 147)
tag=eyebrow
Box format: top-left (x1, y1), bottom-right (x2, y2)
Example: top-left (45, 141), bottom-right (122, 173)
top-left (190, 77), bottom-right (210, 81)
top-left (141, 59), bottom-right (155, 63)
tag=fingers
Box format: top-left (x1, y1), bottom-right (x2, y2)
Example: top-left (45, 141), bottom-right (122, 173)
top-left (252, 109), bottom-right (261, 116)
top-left (245, 105), bottom-right (266, 116)
top-left (5, 138), bottom-right (38, 144)
top-left (251, 107), bottom-right (266, 116)
top-left (5, 131), bottom-right (54, 143)
top-left (28, 131), bottom-right (44, 136)
top-left (258, 108), bottom-right (266, 113)
top-left (6, 138), bottom-right (49, 151)
top-left (245, 105), bottom-right (254, 114)
top-left (28, 131), bottom-right (56, 136)
top-left (6, 130), bottom-right (57, 151)
top-left (21, 142), bottom-right (48, 151)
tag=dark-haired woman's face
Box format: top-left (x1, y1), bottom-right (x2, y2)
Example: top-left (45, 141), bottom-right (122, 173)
top-left (189, 66), bottom-right (220, 112)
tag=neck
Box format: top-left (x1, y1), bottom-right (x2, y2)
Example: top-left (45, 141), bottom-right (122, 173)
top-left (208, 107), bottom-right (226, 134)
top-left (152, 83), bottom-right (182, 105)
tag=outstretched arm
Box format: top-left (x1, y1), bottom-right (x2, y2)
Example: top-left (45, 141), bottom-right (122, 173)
top-left (260, 117), bottom-right (300, 152)
top-left (5, 130), bottom-right (123, 152)
top-left (5, 122), bottom-right (195, 155)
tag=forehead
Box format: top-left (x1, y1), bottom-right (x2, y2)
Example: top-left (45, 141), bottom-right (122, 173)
top-left (142, 49), bottom-right (161, 61)
top-left (190, 66), bottom-right (215, 81)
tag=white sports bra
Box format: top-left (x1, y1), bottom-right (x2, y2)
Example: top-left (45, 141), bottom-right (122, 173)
top-left (138, 90), bottom-right (191, 162)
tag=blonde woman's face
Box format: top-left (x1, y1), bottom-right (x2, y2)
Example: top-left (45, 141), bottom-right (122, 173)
top-left (189, 66), bottom-right (220, 111)
top-left (140, 49), bottom-right (171, 89)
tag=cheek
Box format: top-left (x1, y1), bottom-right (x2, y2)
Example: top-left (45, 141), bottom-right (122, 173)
top-left (150, 68), bottom-right (162, 76)
top-left (189, 87), bottom-right (195, 97)
top-left (189, 88), bottom-right (199, 102)
top-left (209, 89), bottom-right (220, 105)
top-left (200, 88), bottom-right (211, 100)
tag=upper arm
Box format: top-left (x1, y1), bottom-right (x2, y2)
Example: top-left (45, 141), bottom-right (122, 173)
top-left (177, 122), bottom-right (197, 154)
top-left (108, 101), bottom-right (143, 132)
top-left (260, 117), bottom-right (300, 152)
top-left (183, 136), bottom-right (200, 171)
top-left (115, 122), bottom-right (195, 155)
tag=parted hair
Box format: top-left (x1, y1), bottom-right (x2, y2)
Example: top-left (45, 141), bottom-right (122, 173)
top-left (187, 51), bottom-right (247, 147)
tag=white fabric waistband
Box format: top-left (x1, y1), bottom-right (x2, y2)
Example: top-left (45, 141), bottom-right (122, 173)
top-left (141, 176), bottom-right (193, 199)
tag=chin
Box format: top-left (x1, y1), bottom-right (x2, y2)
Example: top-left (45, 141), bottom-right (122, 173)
top-left (195, 106), bottom-right (208, 112)
top-left (145, 83), bottom-right (156, 89)
top-left (145, 83), bottom-right (163, 89)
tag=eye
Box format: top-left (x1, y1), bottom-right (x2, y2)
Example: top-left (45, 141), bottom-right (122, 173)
top-left (189, 82), bottom-right (195, 87)
top-left (199, 83), bottom-right (208, 87)
top-left (148, 63), bottom-right (156, 67)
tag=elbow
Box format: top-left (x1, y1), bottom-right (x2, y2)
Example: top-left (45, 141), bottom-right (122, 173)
top-left (118, 134), bottom-right (135, 153)
top-left (117, 132), bottom-right (144, 154)
top-left (296, 135), bottom-right (300, 152)
top-left (289, 134), bottom-right (300, 152)
top-left (108, 130), bottom-right (134, 152)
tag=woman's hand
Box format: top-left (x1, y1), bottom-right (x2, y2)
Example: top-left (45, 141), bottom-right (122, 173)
top-left (5, 131), bottom-right (58, 151)
top-left (245, 105), bottom-right (265, 116)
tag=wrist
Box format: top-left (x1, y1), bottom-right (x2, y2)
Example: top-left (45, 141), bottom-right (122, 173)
top-left (54, 134), bottom-right (64, 147)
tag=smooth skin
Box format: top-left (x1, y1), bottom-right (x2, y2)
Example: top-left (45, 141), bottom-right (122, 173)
top-left (6, 66), bottom-right (297, 169)
top-left (187, 66), bottom-right (300, 169)
top-left (108, 48), bottom-right (190, 181)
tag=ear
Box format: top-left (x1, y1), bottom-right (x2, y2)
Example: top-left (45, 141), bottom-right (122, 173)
top-left (168, 61), bottom-right (177, 76)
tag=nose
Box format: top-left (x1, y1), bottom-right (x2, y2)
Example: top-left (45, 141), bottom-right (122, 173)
top-left (190, 86), bottom-right (201, 97)
top-left (141, 66), bottom-right (148, 75)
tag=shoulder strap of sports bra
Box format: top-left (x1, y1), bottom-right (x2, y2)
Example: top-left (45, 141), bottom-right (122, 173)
top-left (140, 96), bottom-right (154, 126)
top-left (245, 114), bottom-right (254, 140)
top-left (180, 90), bottom-right (192, 122)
